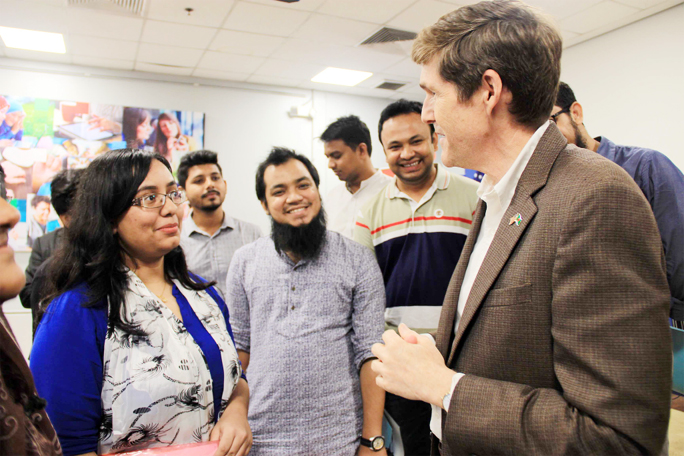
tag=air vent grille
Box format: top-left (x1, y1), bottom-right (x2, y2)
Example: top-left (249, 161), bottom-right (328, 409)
top-left (68, 0), bottom-right (146, 16)
top-left (376, 81), bottom-right (407, 91)
top-left (360, 27), bottom-right (417, 46)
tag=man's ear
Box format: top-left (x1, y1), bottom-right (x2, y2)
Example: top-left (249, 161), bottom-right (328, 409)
top-left (569, 101), bottom-right (584, 125)
top-left (481, 69), bottom-right (505, 116)
top-left (357, 143), bottom-right (369, 158)
top-left (260, 200), bottom-right (270, 216)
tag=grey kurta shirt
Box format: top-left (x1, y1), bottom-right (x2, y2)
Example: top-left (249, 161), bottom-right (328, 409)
top-left (180, 212), bottom-right (262, 299)
top-left (226, 231), bottom-right (386, 455)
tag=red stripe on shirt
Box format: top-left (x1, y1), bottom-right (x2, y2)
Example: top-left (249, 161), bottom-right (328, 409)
top-left (370, 216), bottom-right (472, 235)
top-left (356, 221), bottom-right (370, 230)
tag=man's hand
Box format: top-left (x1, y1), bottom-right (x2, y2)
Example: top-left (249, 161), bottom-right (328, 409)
top-left (371, 324), bottom-right (455, 408)
top-left (358, 445), bottom-right (388, 456)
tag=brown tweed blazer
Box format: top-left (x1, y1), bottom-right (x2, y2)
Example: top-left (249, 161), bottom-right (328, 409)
top-left (434, 124), bottom-right (672, 455)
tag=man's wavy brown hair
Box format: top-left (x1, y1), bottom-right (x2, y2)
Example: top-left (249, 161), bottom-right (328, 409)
top-left (412, 0), bottom-right (562, 129)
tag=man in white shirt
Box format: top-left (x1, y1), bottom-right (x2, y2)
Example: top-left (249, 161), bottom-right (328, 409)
top-left (369, 1), bottom-right (672, 455)
top-left (322, 115), bottom-right (391, 239)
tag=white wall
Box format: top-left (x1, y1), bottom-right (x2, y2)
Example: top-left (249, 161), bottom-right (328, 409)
top-left (0, 59), bottom-right (394, 357)
top-left (560, 3), bottom-right (684, 171)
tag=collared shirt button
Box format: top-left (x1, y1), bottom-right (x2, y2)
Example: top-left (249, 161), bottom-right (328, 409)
top-left (291, 305), bottom-right (295, 310)
top-left (291, 286), bottom-right (295, 291)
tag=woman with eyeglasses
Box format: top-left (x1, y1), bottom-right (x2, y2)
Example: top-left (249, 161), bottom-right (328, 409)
top-left (30, 149), bottom-right (251, 456)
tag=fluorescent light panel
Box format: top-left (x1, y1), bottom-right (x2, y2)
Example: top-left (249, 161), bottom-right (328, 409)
top-left (0, 26), bottom-right (66, 53)
top-left (311, 67), bottom-right (372, 86)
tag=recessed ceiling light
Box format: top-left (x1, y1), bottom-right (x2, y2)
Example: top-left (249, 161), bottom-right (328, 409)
top-left (0, 26), bottom-right (66, 54)
top-left (311, 67), bottom-right (372, 87)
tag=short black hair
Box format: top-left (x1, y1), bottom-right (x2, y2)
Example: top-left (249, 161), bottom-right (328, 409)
top-left (556, 82), bottom-right (577, 110)
top-left (320, 115), bottom-right (373, 157)
top-left (51, 168), bottom-right (84, 216)
top-left (31, 195), bottom-right (50, 208)
top-left (176, 150), bottom-right (223, 188)
top-left (378, 99), bottom-right (435, 145)
top-left (256, 147), bottom-right (320, 203)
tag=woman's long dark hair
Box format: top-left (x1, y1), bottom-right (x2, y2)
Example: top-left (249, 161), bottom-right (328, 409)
top-left (45, 149), bottom-right (213, 334)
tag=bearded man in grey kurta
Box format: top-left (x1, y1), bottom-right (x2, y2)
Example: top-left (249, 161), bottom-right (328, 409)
top-left (226, 148), bottom-right (387, 455)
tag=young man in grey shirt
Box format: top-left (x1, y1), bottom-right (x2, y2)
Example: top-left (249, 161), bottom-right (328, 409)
top-left (178, 150), bottom-right (261, 298)
top-left (226, 147), bottom-right (387, 456)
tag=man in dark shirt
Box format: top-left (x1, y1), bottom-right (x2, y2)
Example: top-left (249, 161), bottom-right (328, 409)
top-left (20, 169), bottom-right (83, 332)
top-left (552, 81), bottom-right (684, 325)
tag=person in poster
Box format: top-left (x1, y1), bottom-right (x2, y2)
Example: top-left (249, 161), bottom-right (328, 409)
top-left (27, 195), bottom-right (50, 248)
top-left (155, 112), bottom-right (198, 169)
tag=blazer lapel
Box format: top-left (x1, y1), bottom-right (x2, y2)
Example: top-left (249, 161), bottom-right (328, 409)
top-left (436, 199), bottom-right (486, 359)
top-left (446, 124), bottom-right (568, 366)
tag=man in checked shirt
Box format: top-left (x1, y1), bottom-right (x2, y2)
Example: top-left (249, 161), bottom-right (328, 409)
top-left (178, 150), bottom-right (262, 299)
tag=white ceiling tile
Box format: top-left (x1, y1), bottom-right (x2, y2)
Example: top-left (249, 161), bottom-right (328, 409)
top-left (197, 51), bottom-right (265, 73)
top-left (4, 47), bottom-right (72, 63)
top-left (192, 68), bottom-right (251, 82)
top-left (146, 0), bottom-right (235, 27)
top-left (386, 0), bottom-right (458, 33)
top-left (560, 1), bottom-right (639, 34)
top-left (298, 80), bottom-right (351, 94)
top-left (255, 59), bottom-right (326, 80)
top-left (317, 0), bottom-right (415, 24)
top-left (310, 45), bottom-right (406, 73)
top-left (136, 43), bottom-right (204, 67)
top-left (223, 2), bottom-right (310, 37)
top-left (140, 21), bottom-right (217, 50)
top-left (242, 0), bottom-right (325, 12)
top-left (72, 55), bottom-right (135, 70)
top-left (271, 38), bottom-right (332, 63)
top-left (613, 0), bottom-right (667, 8)
top-left (398, 82), bottom-right (427, 96)
top-left (247, 74), bottom-right (306, 87)
top-left (0, 0), bottom-right (69, 33)
top-left (68, 35), bottom-right (138, 61)
top-left (291, 13), bottom-right (379, 46)
top-left (135, 62), bottom-right (194, 76)
top-left (383, 57), bottom-right (422, 79)
top-left (66, 8), bottom-right (144, 40)
top-left (523, 0), bottom-right (604, 20)
top-left (210, 30), bottom-right (285, 57)
top-left (347, 87), bottom-right (396, 99)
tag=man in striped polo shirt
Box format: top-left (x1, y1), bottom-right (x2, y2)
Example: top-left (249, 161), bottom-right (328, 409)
top-left (354, 99), bottom-right (478, 455)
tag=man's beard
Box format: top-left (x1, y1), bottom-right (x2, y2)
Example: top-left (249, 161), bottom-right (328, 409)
top-left (194, 190), bottom-right (223, 212)
top-left (571, 119), bottom-right (588, 149)
top-left (271, 208), bottom-right (327, 260)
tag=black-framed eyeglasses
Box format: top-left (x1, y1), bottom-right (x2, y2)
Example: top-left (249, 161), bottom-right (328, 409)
top-left (131, 190), bottom-right (187, 209)
top-left (550, 107), bottom-right (570, 123)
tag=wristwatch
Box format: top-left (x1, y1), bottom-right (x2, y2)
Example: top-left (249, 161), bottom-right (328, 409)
top-left (360, 435), bottom-right (385, 452)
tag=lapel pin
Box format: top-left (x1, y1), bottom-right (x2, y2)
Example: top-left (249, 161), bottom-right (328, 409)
top-left (509, 213), bottom-right (522, 226)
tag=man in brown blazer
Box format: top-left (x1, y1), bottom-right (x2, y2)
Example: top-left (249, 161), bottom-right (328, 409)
top-left (370, 1), bottom-right (672, 455)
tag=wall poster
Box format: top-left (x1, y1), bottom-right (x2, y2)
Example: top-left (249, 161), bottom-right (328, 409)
top-left (0, 95), bottom-right (205, 251)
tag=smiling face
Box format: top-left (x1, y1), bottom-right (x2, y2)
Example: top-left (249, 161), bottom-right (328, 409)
top-left (381, 112), bottom-right (437, 185)
top-left (183, 163), bottom-right (226, 213)
top-left (261, 158), bottom-right (321, 228)
top-left (160, 119), bottom-right (179, 139)
top-left (33, 201), bottom-right (51, 226)
top-left (137, 115), bottom-right (153, 141)
top-left (115, 159), bottom-right (184, 264)
top-left (324, 139), bottom-right (365, 183)
top-left (0, 197), bottom-right (24, 301)
top-left (419, 57), bottom-right (486, 170)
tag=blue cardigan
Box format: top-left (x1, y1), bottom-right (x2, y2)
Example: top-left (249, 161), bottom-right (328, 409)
top-left (30, 280), bottom-right (240, 456)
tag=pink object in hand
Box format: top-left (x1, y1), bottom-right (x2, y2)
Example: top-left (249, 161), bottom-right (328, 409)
top-left (102, 441), bottom-right (219, 456)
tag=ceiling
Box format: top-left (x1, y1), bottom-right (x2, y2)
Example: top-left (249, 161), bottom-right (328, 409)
top-left (0, 0), bottom-right (681, 99)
